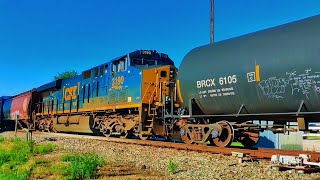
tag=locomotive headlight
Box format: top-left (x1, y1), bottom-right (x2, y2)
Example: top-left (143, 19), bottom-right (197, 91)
top-left (166, 96), bottom-right (171, 101)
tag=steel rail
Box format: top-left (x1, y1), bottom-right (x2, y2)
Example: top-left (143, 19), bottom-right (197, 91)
top-left (26, 131), bottom-right (320, 162)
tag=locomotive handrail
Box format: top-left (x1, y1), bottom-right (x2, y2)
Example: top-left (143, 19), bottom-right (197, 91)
top-left (141, 83), bottom-right (152, 102)
top-left (148, 87), bottom-right (157, 115)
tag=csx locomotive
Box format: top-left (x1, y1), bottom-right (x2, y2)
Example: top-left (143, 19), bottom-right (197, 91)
top-left (0, 50), bottom-right (177, 141)
top-left (1, 15), bottom-right (320, 148)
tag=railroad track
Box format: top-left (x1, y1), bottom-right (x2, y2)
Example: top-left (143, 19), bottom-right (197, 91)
top-left (29, 131), bottom-right (320, 162)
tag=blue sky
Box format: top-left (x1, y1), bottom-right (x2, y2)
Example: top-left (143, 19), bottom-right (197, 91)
top-left (0, 0), bottom-right (320, 96)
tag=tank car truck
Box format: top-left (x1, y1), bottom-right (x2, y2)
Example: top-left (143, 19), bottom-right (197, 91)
top-left (163, 15), bottom-right (320, 148)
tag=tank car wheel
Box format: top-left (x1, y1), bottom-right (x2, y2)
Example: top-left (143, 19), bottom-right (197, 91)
top-left (180, 129), bottom-right (194, 144)
top-left (212, 121), bottom-right (234, 147)
top-left (239, 131), bottom-right (260, 148)
top-left (164, 135), bottom-right (172, 141)
top-left (139, 133), bottom-right (150, 140)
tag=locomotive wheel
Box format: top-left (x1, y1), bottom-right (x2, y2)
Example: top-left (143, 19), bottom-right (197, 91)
top-left (181, 129), bottom-right (194, 144)
top-left (102, 129), bottom-right (112, 137)
top-left (49, 124), bottom-right (57, 133)
top-left (139, 133), bottom-right (150, 140)
top-left (38, 121), bottom-right (46, 131)
top-left (120, 130), bottom-right (132, 139)
top-left (239, 131), bottom-right (260, 148)
top-left (212, 121), bottom-right (234, 147)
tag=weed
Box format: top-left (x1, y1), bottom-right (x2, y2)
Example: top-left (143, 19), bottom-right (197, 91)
top-left (231, 141), bottom-right (244, 147)
top-left (33, 142), bottom-right (55, 154)
top-left (35, 159), bottom-right (49, 165)
top-left (281, 144), bottom-right (303, 151)
top-left (167, 158), bottom-right (178, 174)
top-left (0, 137), bottom-right (35, 180)
top-left (61, 152), bottom-right (105, 179)
top-left (50, 161), bottom-right (69, 175)
top-left (306, 136), bottom-right (320, 140)
top-left (0, 136), bottom-right (5, 142)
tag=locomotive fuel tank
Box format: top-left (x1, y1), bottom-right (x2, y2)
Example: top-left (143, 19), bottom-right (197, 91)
top-left (178, 15), bottom-right (320, 116)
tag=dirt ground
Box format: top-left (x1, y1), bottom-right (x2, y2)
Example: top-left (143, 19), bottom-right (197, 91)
top-left (303, 139), bottom-right (320, 152)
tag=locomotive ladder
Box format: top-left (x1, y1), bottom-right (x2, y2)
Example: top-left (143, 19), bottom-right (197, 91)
top-left (140, 87), bottom-right (157, 137)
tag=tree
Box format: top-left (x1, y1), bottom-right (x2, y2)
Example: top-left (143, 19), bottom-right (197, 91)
top-left (54, 70), bottom-right (78, 80)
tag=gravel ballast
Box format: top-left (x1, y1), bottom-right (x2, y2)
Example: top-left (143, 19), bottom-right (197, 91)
top-left (1, 131), bottom-right (320, 180)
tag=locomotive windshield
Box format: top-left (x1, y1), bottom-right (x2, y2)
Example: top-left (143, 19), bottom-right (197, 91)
top-left (129, 50), bottom-right (174, 69)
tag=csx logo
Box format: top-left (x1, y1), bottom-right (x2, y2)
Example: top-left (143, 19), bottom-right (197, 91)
top-left (64, 86), bottom-right (77, 101)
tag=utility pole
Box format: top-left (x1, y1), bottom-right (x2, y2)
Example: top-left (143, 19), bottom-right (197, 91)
top-left (210, 0), bottom-right (214, 44)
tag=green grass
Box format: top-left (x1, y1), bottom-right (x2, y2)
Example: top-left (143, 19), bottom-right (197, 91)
top-left (0, 138), bottom-right (34, 180)
top-left (306, 136), bottom-right (320, 140)
top-left (0, 136), bottom-right (5, 142)
top-left (33, 142), bottom-right (56, 154)
top-left (0, 137), bottom-right (57, 180)
top-left (61, 152), bottom-right (105, 180)
top-left (231, 141), bottom-right (244, 147)
top-left (281, 144), bottom-right (303, 150)
top-left (0, 137), bottom-right (105, 180)
top-left (167, 158), bottom-right (178, 174)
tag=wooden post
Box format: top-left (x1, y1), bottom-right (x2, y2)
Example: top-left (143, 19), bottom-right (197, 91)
top-left (14, 114), bottom-right (19, 137)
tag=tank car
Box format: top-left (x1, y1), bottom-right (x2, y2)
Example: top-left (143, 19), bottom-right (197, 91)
top-left (166, 15), bottom-right (320, 147)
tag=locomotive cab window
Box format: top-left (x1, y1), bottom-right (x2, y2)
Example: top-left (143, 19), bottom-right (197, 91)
top-left (83, 70), bottom-right (91, 79)
top-left (160, 71), bottom-right (167, 77)
top-left (94, 67), bottom-right (99, 78)
top-left (104, 64), bottom-right (108, 74)
top-left (131, 58), bottom-right (156, 66)
top-left (100, 66), bottom-right (105, 76)
top-left (112, 57), bottom-right (127, 73)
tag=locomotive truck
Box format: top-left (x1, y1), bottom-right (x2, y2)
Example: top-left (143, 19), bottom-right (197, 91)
top-left (1, 15), bottom-right (320, 148)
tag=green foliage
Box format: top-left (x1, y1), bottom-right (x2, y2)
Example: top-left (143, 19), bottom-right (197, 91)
top-left (33, 142), bottom-right (55, 154)
top-left (306, 136), bottom-right (320, 140)
top-left (35, 159), bottom-right (49, 165)
top-left (281, 144), bottom-right (303, 151)
top-left (0, 138), bottom-right (56, 180)
top-left (49, 161), bottom-right (69, 176)
top-left (54, 70), bottom-right (78, 80)
top-left (167, 158), bottom-right (178, 174)
top-left (61, 152), bottom-right (105, 180)
top-left (231, 141), bottom-right (244, 147)
top-left (0, 138), bottom-right (34, 180)
top-left (0, 138), bottom-right (32, 166)
top-left (0, 170), bottom-right (31, 180)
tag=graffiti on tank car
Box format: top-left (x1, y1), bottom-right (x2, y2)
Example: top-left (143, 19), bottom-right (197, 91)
top-left (260, 68), bottom-right (320, 100)
top-left (258, 77), bottom-right (289, 99)
top-left (287, 68), bottom-right (320, 99)
top-left (314, 85), bottom-right (320, 93)
top-left (64, 86), bottom-right (77, 101)
top-left (112, 76), bottom-right (124, 90)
